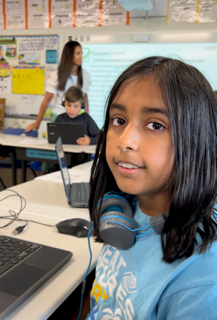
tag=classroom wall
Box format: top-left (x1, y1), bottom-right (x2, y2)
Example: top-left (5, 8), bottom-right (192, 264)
top-left (1, 17), bottom-right (217, 129)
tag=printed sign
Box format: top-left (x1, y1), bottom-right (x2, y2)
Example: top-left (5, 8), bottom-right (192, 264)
top-left (26, 148), bottom-right (57, 160)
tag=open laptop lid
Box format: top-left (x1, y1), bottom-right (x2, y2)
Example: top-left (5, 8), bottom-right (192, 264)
top-left (48, 123), bottom-right (85, 144)
top-left (55, 137), bottom-right (71, 205)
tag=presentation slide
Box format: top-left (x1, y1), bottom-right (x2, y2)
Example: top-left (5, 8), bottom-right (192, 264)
top-left (82, 43), bottom-right (217, 128)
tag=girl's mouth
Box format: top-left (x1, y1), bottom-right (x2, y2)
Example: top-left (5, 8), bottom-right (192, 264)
top-left (116, 161), bottom-right (144, 174)
top-left (118, 162), bottom-right (139, 169)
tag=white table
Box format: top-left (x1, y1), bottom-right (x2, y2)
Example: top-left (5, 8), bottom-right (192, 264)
top-left (84, 145), bottom-right (96, 154)
top-left (0, 165), bottom-right (102, 320)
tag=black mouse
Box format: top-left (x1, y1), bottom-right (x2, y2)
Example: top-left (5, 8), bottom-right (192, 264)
top-left (56, 218), bottom-right (92, 238)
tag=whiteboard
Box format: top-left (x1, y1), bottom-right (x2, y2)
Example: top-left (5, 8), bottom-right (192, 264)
top-left (82, 43), bottom-right (217, 128)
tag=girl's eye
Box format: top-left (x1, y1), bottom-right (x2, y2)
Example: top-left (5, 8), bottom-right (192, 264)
top-left (112, 117), bottom-right (126, 126)
top-left (146, 122), bottom-right (164, 130)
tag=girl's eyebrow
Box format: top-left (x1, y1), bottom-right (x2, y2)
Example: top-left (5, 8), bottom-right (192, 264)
top-left (110, 103), bottom-right (168, 117)
top-left (110, 103), bottom-right (125, 111)
top-left (142, 107), bottom-right (168, 117)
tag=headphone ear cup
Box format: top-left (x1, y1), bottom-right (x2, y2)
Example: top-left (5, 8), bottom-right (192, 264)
top-left (97, 194), bottom-right (133, 218)
top-left (99, 211), bottom-right (138, 250)
top-left (98, 194), bottom-right (138, 249)
top-left (61, 100), bottom-right (65, 107)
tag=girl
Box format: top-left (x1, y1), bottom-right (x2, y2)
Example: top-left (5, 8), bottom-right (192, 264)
top-left (25, 41), bottom-right (90, 132)
top-left (86, 56), bottom-right (217, 319)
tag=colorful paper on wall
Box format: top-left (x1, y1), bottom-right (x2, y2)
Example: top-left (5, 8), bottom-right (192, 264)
top-left (1, 0), bottom-right (129, 29)
top-left (167, 0), bottom-right (217, 24)
top-left (12, 66), bottom-right (45, 95)
top-left (28, 0), bottom-right (49, 29)
top-left (18, 53), bottom-right (40, 65)
top-left (51, 0), bottom-right (73, 28)
top-left (0, 61), bottom-right (12, 93)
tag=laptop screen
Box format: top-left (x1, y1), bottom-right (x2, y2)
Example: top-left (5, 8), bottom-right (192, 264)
top-left (55, 137), bottom-right (71, 203)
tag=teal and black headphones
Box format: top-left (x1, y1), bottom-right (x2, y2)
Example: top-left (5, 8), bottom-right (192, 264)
top-left (96, 192), bottom-right (167, 250)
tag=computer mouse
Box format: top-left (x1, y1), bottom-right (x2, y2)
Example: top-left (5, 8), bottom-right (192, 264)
top-left (56, 218), bottom-right (92, 238)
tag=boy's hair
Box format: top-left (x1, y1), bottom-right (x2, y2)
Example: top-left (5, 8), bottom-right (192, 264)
top-left (57, 41), bottom-right (83, 91)
top-left (64, 86), bottom-right (85, 104)
top-left (89, 56), bottom-right (217, 263)
top-left (214, 90), bottom-right (217, 101)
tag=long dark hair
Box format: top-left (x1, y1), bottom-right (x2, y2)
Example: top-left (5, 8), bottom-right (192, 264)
top-left (89, 56), bottom-right (217, 263)
top-left (57, 41), bottom-right (83, 91)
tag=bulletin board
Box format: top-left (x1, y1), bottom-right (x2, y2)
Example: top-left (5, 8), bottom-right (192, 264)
top-left (0, 35), bottom-right (59, 114)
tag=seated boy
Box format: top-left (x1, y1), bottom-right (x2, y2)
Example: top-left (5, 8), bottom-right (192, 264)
top-left (55, 86), bottom-right (100, 145)
top-left (54, 86), bottom-right (100, 168)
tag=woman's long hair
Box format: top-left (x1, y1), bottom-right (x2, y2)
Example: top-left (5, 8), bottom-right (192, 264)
top-left (57, 41), bottom-right (83, 91)
top-left (89, 56), bottom-right (217, 263)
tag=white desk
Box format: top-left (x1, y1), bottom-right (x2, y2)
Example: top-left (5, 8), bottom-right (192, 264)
top-left (84, 145), bottom-right (96, 154)
top-left (0, 165), bottom-right (102, 320)
top-left (0, 133), bottom-right (91, 153)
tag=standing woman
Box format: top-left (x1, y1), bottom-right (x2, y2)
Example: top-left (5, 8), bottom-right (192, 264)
top-left (25, 41), bottom-right (90, 132)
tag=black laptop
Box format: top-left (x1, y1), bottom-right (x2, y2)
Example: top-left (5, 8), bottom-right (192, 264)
top-left (0, 235), bottom-right (72, 319)
top-left (55, 137), bottom-right (90, 208)
top-left (47, 122), bottom-right (85, 144)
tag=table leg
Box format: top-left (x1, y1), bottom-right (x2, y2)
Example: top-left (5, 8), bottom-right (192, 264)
top-left (22, 160), bottom-right (27, 182)
top-left (11, 151), bottom-right (17, 186)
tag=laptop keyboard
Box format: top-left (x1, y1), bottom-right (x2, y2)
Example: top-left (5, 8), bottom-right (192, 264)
top-left (75, 183), bottom-right (90, 204)
top-left (0, 236), bottom-right (41, 276)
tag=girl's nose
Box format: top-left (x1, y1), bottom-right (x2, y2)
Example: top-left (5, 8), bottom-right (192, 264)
top-left (117, 125), bottom-right (139, 152)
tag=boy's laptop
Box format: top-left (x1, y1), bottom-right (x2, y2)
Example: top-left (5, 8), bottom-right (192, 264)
top-left (47, 122), bottom-right (85, 144)
top-left (0, 235), bottom-right (72, 319)
top-left (55, 137), bottom-right (90, 208)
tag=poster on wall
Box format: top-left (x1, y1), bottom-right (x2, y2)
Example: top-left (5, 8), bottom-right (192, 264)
top-left (5, 0), bottom-right (26, 29)
top-left (167, 0), bottom-right (217, 24)
top-left (12, 66), bottom-right (45, 95)
top-left (51, 0), bottom-right (73, 28)
top-left (76, 0), bottom-right (99, 27)
top-left (5, 0), bottom-right (25, 14)
top-left (0, 0), bottom-right (129, 29)
top-left (28, 0), bottom-right (49, 29)
top-left (0, 38), bottom-right (17, 93)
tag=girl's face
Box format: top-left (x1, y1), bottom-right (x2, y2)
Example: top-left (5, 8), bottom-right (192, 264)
top-left (106, 76), bottom-right (174, 215)
top-left (73, 46), bottom-right (82, 66)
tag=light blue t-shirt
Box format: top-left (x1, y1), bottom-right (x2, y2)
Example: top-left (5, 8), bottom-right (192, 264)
top-left (86, 202), bottom-right (217, 319)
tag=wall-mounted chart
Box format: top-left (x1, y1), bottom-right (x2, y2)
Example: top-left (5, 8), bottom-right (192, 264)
top-left (0, 0), bottom-right (129, 30)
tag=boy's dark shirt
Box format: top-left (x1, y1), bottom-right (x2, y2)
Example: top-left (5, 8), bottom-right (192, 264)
top-left (55, 112), bottom-right (100, 145)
